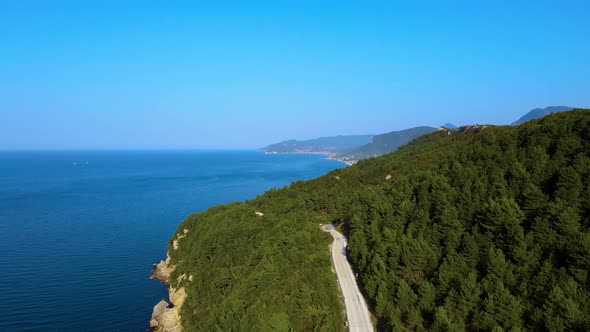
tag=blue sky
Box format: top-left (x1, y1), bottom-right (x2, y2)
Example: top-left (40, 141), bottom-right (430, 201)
top-left (1, 1), bottom-right (589, 149)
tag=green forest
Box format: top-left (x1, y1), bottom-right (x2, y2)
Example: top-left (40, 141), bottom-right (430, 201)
top-left (168, 109), bottom-right (590, 331)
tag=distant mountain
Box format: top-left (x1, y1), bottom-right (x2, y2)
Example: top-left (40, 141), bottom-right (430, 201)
top-left (444, 123), bottom-right (458, 129)
top-left (512, 106), bottom-right (573, 125)
top-left (262, 135), bottom-right (373, 154)
top-left (339, 126), bottom-right (436, 160)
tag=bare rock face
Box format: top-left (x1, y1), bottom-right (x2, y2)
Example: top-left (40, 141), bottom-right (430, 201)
top-left (169, 286), bottom-right (186, 308)
top-left (458, 124), bottom-right (487, 133)
top-left (150, 249), bottom-right (187, 331)
top-left (172, 229), bottom-right (189, 250)
top-left (150, 299), bottom-right (182, 332)
top-left (150, 255), bottom-right (172, 283)
top-left (151, 230), bottom-right (193, 331)
top-left (150, 301), bottom-right (168, 328)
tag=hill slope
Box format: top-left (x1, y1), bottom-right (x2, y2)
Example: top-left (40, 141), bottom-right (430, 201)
top-left (512, 106), bottom-right (573, 125)
top-left (339, 126), bottom-right (436, 160)
top-left (262, 135), bottom-right (373, 154)
top-left (160, 109), bottom-right (590, 331)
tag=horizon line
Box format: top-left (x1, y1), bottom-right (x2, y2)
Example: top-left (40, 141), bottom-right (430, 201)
top-left (0, 148), bottom-right (265, 152)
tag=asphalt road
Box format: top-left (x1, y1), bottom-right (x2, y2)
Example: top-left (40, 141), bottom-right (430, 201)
top-left (323, 225), bottom-right (374, 332)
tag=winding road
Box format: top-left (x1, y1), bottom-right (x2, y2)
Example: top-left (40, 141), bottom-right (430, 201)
top-left (323, 224), bottom-right (374, 332)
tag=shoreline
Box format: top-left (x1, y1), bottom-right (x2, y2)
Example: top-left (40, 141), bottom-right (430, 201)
top-left (326, 155), bottom-right (356, 166)
top-left (149, 254), bottom-right (184, 332)
top-left (263, 151), bottom-right (357, 166)
top-left (149, 228), bottom-right (192, 332)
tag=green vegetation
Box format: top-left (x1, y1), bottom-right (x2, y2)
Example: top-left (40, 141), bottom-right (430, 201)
top-left (512, 106), bottom-right (572, 125)
top-left (263, 134), bottom-right (373, 154)
top-left (338, 126), bottom-right (436, 160)
top-left (168, 203), bottom-right (345, 331)
top-left (168, 109), bottom-right (590, 331)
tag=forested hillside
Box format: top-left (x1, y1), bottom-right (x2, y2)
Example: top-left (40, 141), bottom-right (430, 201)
top-left (168, 202), bottom-right (345, 331)
top-left (339, 126), bottom-right (436, 160)
top-left (512, 106), bottom-right (573, 125)
top-left (167, 109), bottom-right (590, 331)
top-left (338, 110), bottom-right (590, 331)
top-left (263, 134), bottom-right (373, 154)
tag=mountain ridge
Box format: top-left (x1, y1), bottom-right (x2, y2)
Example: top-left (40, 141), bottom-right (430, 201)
top-left (262, 134), bottom-right (373, 154)
top-left (337, 126), bottom-right (437, 161)
top-left (512, 105), bottom-right (573, 125)
top-left (262, 106), bottom-right (577, 164)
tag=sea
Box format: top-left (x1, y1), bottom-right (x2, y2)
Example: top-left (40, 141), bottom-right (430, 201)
top-left (0, 150), bottom-right (343, 331)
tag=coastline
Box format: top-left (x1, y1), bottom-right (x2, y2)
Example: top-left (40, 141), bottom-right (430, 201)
top-left (149, 254), bottom-right (184, 332)
top-left (326, 155), bottom-right (356, 166)
top-left (263, 151), bottom-right (357, 166)
top-left (149, 229), bottom-right (192, 332)
top-left (146, 152), bottom-right (349, 331)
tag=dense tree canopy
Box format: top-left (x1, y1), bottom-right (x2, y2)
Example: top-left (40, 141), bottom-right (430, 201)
top-left (168, 109), bottom-right (590, 331)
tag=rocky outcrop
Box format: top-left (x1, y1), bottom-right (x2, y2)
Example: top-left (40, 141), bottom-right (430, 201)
top-left (150, 255), bottom-right (172, 282)
top-left (172, 228), bottom-right (189, 251)
top-left (150, 300), bottom-right (182, 332)
top-left (149, 288), bottom-right (185, 332)
top-left (458, 124), bottom-right (488, 133)
top-left (150, 248), bottom-right (188, 331)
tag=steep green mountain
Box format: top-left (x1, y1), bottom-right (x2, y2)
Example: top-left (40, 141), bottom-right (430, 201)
top-left (339, 126), bottom-right (436, 160)
top-left (512, 106), bottom-right (573, 125)
top-left (262, 134), bottom-right (373, 154)
top-left (162, 109), bottom-right (590, 331)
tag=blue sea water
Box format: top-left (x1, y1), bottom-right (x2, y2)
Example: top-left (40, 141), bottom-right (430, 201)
top-left (0, 150), bottom-right (343, 331)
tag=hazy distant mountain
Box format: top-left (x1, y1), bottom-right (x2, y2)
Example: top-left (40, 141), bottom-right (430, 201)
top-left (444, 123), bottom-right (458, 129)
top-left (262, 135), bottom-right (373, 154)
top-left (339, 126), bottom-right (436, 160)
top-left (512, 106), bottom-right (573, 125)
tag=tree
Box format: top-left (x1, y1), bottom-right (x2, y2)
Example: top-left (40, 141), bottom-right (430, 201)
top-left (477, 198), bottom-right (526, 262)
top-left (432, 306), bottom-right (464, 332)
top-left (473, 280), bottom-right (524, 331)
top-left (554, 166), bottom-right (583, 208)
top-left (542, 285), bottom-right (585, 331)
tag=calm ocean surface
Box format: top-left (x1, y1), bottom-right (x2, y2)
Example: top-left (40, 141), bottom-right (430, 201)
top-left (0, 150), bottom-right (343, 331)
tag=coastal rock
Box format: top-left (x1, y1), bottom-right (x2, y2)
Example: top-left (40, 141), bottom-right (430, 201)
top-left (150, 255), bottom-right (172, 282)
top-left (150, 301), bottom-right (168, 327)
top-left (150, 299), bottom-right (183, 332)
top-left (169, 285), bottom-right (187, 308)
top-left (150, 251), bottom-right (187, 332)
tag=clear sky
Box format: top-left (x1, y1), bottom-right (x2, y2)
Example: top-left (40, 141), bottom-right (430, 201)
top-left (1, 1), bottom-right (589, 149)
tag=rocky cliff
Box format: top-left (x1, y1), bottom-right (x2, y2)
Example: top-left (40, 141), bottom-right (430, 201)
top-left (150, 229), bottom-right (191, 332)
